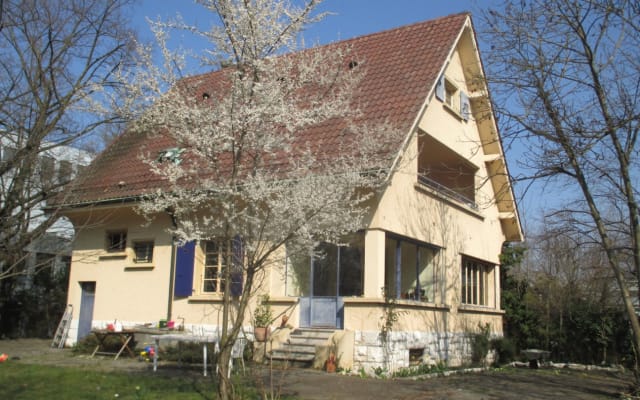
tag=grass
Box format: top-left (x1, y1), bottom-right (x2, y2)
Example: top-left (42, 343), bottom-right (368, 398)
top-left (0, 363), bottom-right (218, 400)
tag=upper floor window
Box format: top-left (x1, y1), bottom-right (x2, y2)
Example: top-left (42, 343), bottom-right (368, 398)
top-left (444, 78), bottom-right (458, 110)
top-left (435, 74), bottom-right (471, 121)
top-left (2, 146), bottom-right (16, 162)
top-left (133, 241), bottom-right (154, 263)
top-left (106, 230), bottom-right (127, 252)
top-left (202, 240), bottom-right (231, 294)
top-left (461, 257), bottom-right (493, 306)
top-left (39, 155), bottom-right (55, 186)
top-left (58, 160), bottom-right (73, 184)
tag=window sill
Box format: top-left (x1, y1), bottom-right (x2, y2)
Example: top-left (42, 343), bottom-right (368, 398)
top-left (458, 305), bottom-right (504, 315)
top-left (99, 252), bottom-right (127, 260)
top-left (268, 296), bottom-right (299, 305)
top-left (343, 297), bottom-right (451, 311)
top-left (187, 294), bottom-right (224, 303)
top-left (124, 263), bottom-right (154, 270)
top-left (443, 103), bottom-right (464, 120)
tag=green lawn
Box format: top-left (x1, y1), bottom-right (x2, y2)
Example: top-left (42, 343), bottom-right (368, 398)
top-left (0, 363), bottom-right (221, 399)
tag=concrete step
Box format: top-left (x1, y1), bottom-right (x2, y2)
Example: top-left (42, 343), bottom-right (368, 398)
top-left (267, 328), bottom-right (336, 368)
top-left (270, 349), bottom-right (315, 361)
top-left (288, 336), bottom-right (330, 346)
top-left (276, 343), bottom-right (316, 354)
top-left (291, 328), bottom-right (334, 339)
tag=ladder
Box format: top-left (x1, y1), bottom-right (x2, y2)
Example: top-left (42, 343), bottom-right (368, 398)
top-left (51, 304), bottom-right (73, 349)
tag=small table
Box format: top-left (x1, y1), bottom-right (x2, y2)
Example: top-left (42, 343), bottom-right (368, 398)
top-left (90, 329), bottom-right (137, 360)
top-left (522, 349), bottom-right (551, 369)
top-left (151, 334), bottom-right (218, 376)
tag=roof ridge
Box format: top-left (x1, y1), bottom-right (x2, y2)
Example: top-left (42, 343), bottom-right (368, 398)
top-left (322, 11), bottom-right (470, 47)
top-left (182, 12), bottom-right (470, 83)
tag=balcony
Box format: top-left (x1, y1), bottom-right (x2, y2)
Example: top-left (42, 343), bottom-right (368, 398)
top-left (418, 174), bottom-right (478, 210)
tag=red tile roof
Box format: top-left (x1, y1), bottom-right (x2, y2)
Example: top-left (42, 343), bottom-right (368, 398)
top-left (62, 12), bottom-right (469, 206)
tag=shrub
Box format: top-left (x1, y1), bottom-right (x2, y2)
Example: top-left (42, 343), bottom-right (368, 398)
top-left (470, 323), bottom-right (490, 366)
top-left (491, 337), bottom-right (516, 365)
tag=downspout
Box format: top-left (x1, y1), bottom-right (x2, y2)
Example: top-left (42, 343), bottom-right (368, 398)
top-left (395, 239), bottom-right (402, 299)
top-left (166, 209), bottom-right (178, 321)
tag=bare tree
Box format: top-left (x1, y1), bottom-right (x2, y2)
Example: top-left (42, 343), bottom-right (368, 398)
top-left (122, 1), bottom-right (403, 397)
top-left (482, 0), bottom-right (640, 383)
top-left (0, 0), bottom-right (136, 280)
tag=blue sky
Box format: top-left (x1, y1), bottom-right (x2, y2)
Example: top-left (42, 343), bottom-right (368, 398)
top-left (130, 0), bottom-right (542, 233)
top-left (133, 1), bottom-right (491, 49)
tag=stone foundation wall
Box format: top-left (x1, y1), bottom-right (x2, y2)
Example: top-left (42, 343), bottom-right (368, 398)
top-left (353, 330), bottom-right (478, 374)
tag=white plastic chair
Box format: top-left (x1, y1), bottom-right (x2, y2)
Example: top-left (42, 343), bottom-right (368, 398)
top-left (215, 336), bottom-right (247, 378)
top-left (229, 336), bottom-right (247, 377)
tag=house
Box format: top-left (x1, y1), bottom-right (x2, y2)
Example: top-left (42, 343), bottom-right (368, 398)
top-left (59, 13), bottom-right (522, 371)
top-left (0, 136), bottom-right (92, 337)
top-left (0, 137), bottom-right (93, 277)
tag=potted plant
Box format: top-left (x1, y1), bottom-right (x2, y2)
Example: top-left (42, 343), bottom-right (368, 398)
top-left (325, 351), bottom-right (337, 373)
top-left (253, 294), bottom-right (273, 342)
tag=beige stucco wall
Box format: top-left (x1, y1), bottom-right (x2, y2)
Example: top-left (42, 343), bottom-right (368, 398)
top-left (349, 31), bottom-right (509, 342)
top-left (66, 207), bottom-right (174, 336)
top-left (65, 205), bottom-right (295, 342)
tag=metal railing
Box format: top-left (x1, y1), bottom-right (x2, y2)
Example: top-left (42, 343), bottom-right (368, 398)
top-left (417, 174), bottom-right (478, 210)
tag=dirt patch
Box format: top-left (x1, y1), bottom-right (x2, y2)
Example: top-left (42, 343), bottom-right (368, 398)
top-left (0, 339), bottom-right (632, 399)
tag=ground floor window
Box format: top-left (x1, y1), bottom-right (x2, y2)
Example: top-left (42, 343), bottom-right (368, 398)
top-left (384, 236), bottom-right (439, 302)
top-left (461, 257), bottom-right (493, 306)
top-left (285, 234), bottom-right (364, 297)
top-left (202, 240), bottom-right (231, 294)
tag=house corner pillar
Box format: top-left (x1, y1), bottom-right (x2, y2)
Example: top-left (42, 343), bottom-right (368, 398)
top-left (363, 229), bottom-right (386, 298)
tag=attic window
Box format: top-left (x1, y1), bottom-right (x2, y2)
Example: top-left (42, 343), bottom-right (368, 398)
top-left (435, 74), bottom-right (471, 121)
top-left (157, 147), bottom-right (185, 165)
top-left (348, 60), bottom-right (359, 69)
top-left (444, 79), bottom-right (458, 109)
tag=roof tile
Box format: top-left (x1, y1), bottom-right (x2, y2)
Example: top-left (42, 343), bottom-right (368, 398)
top-left (63, 12), bottom-right (469, 206)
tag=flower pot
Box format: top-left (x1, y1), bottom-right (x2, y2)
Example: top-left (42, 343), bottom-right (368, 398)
top-left (254, 326), bottom-right (269, 342)
top-left (325, 352), bottom-right (337, 373)
top-left (325, 358), bottom-right (336, 373)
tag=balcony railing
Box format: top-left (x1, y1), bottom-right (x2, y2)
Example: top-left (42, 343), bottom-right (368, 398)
top-left (418, 174), bottom-right (478, 210)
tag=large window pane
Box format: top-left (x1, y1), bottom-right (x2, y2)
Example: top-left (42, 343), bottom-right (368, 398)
top-left (385, 236), bottom-right (438, 301)
top-left (313, 243), bottom-right (337, 297)
top-left (339, 235), bottom-right (363, 297)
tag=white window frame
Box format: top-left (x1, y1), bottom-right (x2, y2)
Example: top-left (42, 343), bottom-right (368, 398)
top-left (461, 257), bottom-right (493, 306)
top-left (202, 240), bottom-right (231, 294)
top-left (444, 78), bottom-right (459, 111)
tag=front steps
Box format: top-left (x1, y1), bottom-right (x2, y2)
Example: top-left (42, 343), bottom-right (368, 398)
top-left (268, 328), bottom-right (334, 367)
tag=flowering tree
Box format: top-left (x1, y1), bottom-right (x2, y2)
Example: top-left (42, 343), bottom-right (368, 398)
top-left (123, 1), bottom-right (401, 397)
